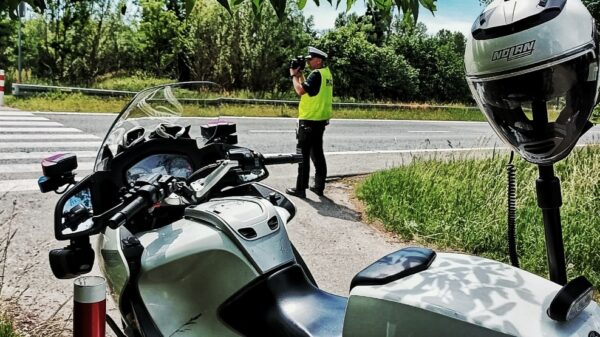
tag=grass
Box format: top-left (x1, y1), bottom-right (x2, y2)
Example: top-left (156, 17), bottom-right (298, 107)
top-left (92, 74), bottom-right (174, 91)
top-left (0, 316), bottom-right (19, 337)
top-left (356, 145), bottom-right (600, 294)
top-left (5, 93), bottom-right (485, 121)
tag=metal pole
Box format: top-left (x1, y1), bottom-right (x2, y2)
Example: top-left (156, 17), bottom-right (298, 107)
top-left (535, 165), bottom-right (567, 285)
top-left (73, 276), bottom-right (106, 337)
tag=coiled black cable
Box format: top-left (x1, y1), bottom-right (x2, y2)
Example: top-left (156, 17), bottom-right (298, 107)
top-left (507, 151), bottom-right (519, 267)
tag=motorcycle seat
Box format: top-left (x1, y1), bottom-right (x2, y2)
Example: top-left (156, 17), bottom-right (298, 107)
top-left (219, 264), bottom-right (347, 337)
top-left (350, 247), bottom-right (436, 290)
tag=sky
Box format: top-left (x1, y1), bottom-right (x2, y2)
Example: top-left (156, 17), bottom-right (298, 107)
top-left (302, 0), bottom-right (485, 36)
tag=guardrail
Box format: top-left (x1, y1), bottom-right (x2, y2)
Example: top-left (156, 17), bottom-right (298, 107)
top-left (12, 83), bottom-right (479, 110)
top-left (13, 83), bottom-right (136, 97)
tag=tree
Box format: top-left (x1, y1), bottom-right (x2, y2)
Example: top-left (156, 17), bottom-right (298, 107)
top-left (0, 11), bottom-right (16, 70)
top-left (2, 0), bottom-right (437, 23)
top-left (183, 0), bottom-right (313, 93)
top-left (387, 24), bottom-right (469, 102)
top-left (317, 22), bottom-right (419, 100)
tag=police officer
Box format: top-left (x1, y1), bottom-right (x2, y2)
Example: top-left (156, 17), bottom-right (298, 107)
top-left (286, 46), bottom-right (333, 198)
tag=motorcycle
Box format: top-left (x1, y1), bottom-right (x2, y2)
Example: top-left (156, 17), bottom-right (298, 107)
top-left (41, 82), bottom-right (600, 337)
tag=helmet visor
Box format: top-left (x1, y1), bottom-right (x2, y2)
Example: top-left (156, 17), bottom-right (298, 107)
top-left (467, 52), bottom-right (599, 164)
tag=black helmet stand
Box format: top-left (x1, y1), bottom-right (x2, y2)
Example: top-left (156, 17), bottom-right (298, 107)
top-left (535, 164), bottom-right (567, 285)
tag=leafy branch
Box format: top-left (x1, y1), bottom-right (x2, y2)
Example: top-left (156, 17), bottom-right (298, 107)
top-left (1, 0), bottom-right (436, 22)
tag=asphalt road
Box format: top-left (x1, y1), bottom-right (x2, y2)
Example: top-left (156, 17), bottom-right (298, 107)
top-left (2, 109), bottom-right (600, 334)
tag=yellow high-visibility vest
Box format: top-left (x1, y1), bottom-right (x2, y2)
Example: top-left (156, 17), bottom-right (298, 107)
top-left (299, 67), bottom-right (333, 121)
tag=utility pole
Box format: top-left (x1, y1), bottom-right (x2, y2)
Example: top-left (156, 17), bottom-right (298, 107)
top-left (18, 1), bottom-right (25, 83)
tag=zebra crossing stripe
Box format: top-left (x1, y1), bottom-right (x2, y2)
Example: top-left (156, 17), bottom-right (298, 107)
top-left (0, 117), bottom-right (49, 121)
top-left (0, 141), bottom-right (101, 148)
top-left (0, 134), bottom-right (100, 140)
top-left (0, 162), bottom-right (94, 174)
top-left (0, 151), bottom-right (97, 160)
top-left (0, 121), bottom-right (63, 126)
top-left (0, 128), bottom-right (83, 132)
top-left (0, 111), bottom-right (33, 116)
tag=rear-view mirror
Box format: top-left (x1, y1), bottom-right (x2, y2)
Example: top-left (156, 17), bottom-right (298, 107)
top-left (54, 175), bottom-right (102, 240)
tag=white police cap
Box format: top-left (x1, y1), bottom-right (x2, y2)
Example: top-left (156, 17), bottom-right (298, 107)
top-left (306, 46), bottom-right (327, 59)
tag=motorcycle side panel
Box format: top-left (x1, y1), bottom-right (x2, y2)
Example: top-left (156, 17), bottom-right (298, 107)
top-left (344, 253), bottom-right (600, 337)
top-left (97, 227), bottom-right (130, 305)
top-left (136, 219), bottom-right (260, 337)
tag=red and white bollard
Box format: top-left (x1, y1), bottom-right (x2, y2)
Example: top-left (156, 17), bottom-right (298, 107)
top-left (0, 70), bottom-right (5, 106)
top-left (73, 276), bottom-right (106, 337)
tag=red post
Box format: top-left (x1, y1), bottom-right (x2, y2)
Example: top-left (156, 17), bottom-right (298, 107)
top-left (0, 70), bottom-right (5, 106)
top-left (73, 276), bottom-right (106, 337)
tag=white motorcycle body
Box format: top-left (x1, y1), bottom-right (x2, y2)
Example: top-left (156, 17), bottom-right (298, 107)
top-left (98, 194), bottom-right (600, 337)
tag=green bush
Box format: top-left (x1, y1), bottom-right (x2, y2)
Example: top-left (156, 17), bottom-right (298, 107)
top-left (357, 146), bottom-right (600, 287)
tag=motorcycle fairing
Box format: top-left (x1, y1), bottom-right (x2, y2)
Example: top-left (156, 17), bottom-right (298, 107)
top-left (219, 264), bottom-right (347, 337)
top-left (136, 218), bottom-right (259, 337)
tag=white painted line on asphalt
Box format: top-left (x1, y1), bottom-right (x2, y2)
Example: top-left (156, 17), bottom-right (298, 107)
top-left (0, 121), bottom-right (63, 126)
top-left (322, 147), bottom-right (504, 156)
top-left (248, 130), bottom-right (295, 133)
top-left (0, 134), bottom-right (100, 140)
top-left (27, 112), bottom-right (490, 124)
top-left (407, 131), bottom-right (449, 133)
top-left (0, 117), bottom-right (49, 121)
top-left (0, 162), bottom-right (94, 174)
top-left (0, 127), bottom-right (83, 133)
top-left (0, 141), bottom-right (100, 148)
top-left (34, 111), bottom-right (118, 116)
top-left (0, 151), bottom-right (97, 160)
top-left (0, 111), bottom-right (34, 116)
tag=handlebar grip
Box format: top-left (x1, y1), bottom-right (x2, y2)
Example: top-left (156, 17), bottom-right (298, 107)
top-left (108, 196), bottom-right (148, 229)
top-left (262, 154), bottom-right (303, 165)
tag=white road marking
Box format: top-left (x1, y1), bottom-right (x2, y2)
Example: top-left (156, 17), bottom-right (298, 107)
top-left (0, 151), bottom-right (97, 160)
top-left (0, 127), bottom-right (82, 133)
top-left (407, 130), bottom-right (450, 133)
top-left (0, 116), bottom-right (49, 121)
top-left (320, 147), bottom-right (504, 156)
top-left (0, 134), bottom-right (99, 140)
top-left (0, 111), bottom-right (34, 116)
top-left (0, 141), bottom-right (100, 149)
top-left (0, 121), bottom-right (63, 126)
top-left (0, 162), bottom-right (94, 174)
top-left (248, 130), bottom-right (295, 133)
top-left (28, 111), bottom-right (490, 124)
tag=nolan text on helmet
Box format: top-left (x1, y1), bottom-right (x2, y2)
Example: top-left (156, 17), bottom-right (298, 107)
top-left (492, 40), bottom-right (536, 62)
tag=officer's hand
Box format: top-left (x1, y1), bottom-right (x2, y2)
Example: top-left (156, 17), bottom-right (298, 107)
top-left (290, 68), bottom-right (299, 77)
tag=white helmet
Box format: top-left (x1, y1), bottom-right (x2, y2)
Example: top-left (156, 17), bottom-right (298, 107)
top-left (465, 0), bottom-right (599, 164)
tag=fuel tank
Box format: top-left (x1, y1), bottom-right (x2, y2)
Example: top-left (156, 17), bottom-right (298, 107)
top-left (131, 196), bottom-right (293, 337)
top-left (344, 253), bottom-right (600, 337)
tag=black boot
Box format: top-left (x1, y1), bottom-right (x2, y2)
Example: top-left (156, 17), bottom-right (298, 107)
top-left (309, 186), bottom-right (324, 196)
top-left (286, 188), bottom-right (306, 198)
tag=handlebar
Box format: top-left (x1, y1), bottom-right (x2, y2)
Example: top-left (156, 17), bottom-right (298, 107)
top-left (107, 174), bottom-right (177, 229)
top-left (262, 154), bottom-right (303, 165)
top-left (108, 195), bottom-right (148, 229)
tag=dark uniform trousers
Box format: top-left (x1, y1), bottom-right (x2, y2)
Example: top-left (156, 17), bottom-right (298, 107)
top-left (295, 119), bottom-right (328, 192)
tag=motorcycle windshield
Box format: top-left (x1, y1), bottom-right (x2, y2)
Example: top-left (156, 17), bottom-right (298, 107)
top-left (94, 82), bottom-right (223, 172)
